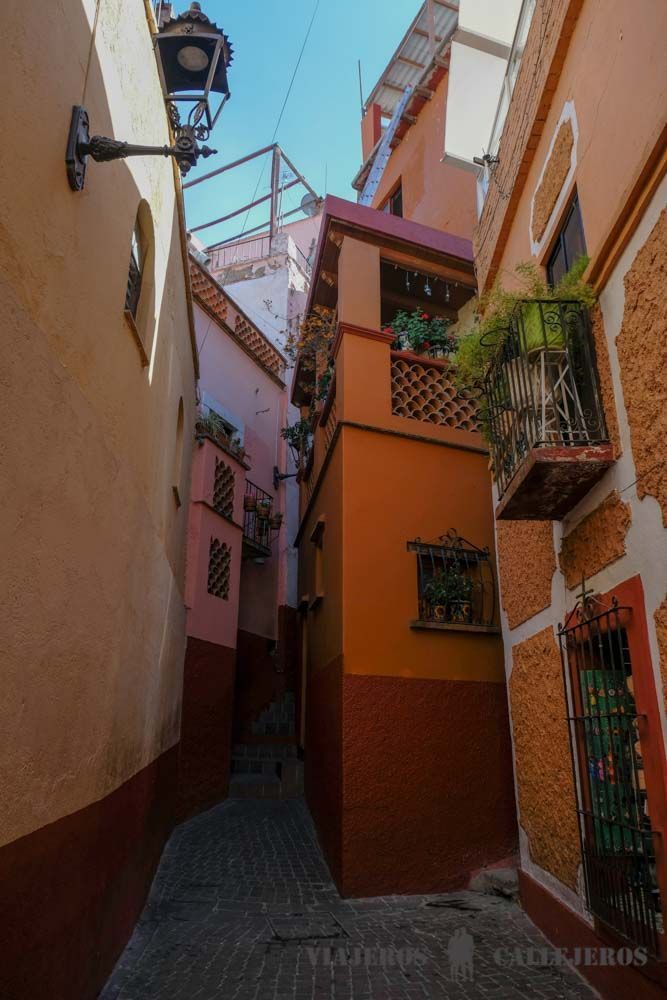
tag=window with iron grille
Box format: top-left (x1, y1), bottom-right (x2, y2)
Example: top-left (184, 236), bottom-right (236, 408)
top-left (207, 538), bottom-right (231, 600)
top-left (407, 531), bottom-right (498, 629)
top-left (125, 224), bottom-right (143, 319)
top-left (213, 458), bottom-right (235, 519)
top-left (559, 591), bottom-right (662, 955)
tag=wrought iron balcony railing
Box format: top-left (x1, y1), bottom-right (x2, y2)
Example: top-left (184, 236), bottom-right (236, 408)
top-left (408, 531), bottom-right (499, 632)
top-left (483, 301), bottom-right (613, 519)
top-left (243, 480), bottom-right (281, 558)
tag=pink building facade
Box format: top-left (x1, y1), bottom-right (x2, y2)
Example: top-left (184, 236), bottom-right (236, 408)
top-left (178, 257), bottom-right (299, 816)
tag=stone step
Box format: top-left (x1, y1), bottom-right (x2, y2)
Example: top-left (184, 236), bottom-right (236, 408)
top-left (228, 761), bottom-right (304, 801)
top-left (232, 743), bottom-right (299, 761)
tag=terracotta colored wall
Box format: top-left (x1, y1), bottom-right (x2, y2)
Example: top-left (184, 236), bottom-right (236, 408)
top-left (0, 747), bottom-right (177, 1000)
top-left (370, 72), bottom-right (477, 242)
top-left (177, 638), bottom-right (235, 820)
top-left (341, 674), bottom-right (516, 897)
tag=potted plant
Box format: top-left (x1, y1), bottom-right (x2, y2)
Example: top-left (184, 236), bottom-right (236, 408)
top-left (270, 512), bottom-right (283, 530)
top-left (422, 567), bottom-right (474, 624)
top-left (453, 257), bottom-right (596, 437)
top-left (384, 309), bottom-right (456, 357)
top-left (257, 499), bottom-right (272, 520)
top-left (244, 494), bottom-right (257, 513)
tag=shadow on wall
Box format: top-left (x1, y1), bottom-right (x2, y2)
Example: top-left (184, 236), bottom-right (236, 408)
top-left (0, 3), bottom-right (195, 1000)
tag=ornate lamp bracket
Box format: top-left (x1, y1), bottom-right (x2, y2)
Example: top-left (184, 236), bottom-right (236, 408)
top-left (65, 105), bottom-right (217, 191)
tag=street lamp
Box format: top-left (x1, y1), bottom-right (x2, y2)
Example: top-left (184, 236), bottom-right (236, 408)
top-left (66, 2), bottom-right (233, 191)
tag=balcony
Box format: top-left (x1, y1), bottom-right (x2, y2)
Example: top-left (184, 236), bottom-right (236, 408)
top-left (242, 481), bottom-right (282, 559)
top-left (485, 301), bottom-right (614, 520)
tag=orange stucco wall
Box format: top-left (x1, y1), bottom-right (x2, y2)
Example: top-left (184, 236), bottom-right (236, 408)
top-left (369, 72), bottom-right (477, 242)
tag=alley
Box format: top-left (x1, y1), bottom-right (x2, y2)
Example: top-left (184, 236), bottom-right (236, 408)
top-left (101, 799), bottom-right (595, 1000)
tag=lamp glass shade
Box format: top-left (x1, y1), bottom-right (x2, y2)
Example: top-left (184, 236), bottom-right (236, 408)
top-left (177, 45), bottom-right (210, 73)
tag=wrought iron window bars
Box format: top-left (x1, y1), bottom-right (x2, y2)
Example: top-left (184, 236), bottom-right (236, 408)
top-left (558, 585), bottom-right (662, 956)
top-left (407, 530), bottom-right (497, 628)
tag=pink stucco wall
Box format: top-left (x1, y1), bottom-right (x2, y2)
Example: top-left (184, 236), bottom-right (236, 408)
top-left (192, 301), bottom-right (290, 641)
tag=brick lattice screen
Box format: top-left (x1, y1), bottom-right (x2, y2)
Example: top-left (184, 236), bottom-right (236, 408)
top-left (207, 538), bottom-right (231, 600)
top-left (213, 459), bottom-right (235, 519)
top-left (391, 356), bottom-right (478, 431)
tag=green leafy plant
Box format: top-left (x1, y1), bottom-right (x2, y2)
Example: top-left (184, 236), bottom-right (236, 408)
top-left (281, 416), bottom-right (313, 466)
top-left (423, 566), bottom-right (474, 607)
top-left (316, 359), bottom-right (335, 402)
top-left (453, 256), bottom-right (594, 393)
top-left (384, 309), bottom-right (456, 356)
top-left (196, 410), bottom-right (245, 459)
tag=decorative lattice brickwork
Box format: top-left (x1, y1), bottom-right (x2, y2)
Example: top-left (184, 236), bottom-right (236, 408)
top-left (233, 314), bottom-right (284, 377)
top-left (207, 538), bottom-right (231, 600)
top-left (189, 258), bottom-right (285, 379)
top-left (190, 264), bottom-right (228, 323)
top-left (391, 356), bottom-right (478, 431)
top-left (213, 459), bottom-right (235, 518)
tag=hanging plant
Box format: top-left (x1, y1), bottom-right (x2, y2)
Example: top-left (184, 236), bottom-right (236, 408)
top-left (384, 309), bottom-right (456, 356)
top-left (453, 256), bottom-right (595, 394)
top-left (270, 512), bottom-right (284, 530)
top-left (243, 495), bottom-right (257, 512)
top-left (256, 499), bottom-right (272, 520)
top-left (281, 416), bottom-right (313, 466)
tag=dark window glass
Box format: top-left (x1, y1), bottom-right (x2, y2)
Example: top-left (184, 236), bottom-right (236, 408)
top-left (547, 195), bottom-right (586, 286)
top-left (382, 184), bottom-right (403, 218)
top-left (125, 226), bottom-right (143, 318)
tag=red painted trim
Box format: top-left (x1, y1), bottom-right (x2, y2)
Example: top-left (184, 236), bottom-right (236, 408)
top-left (390, 348), bottom-right (454, 373)
top-left (601, 576), bottom-right (667, 955)
top-left (519, 870), bottom-right (667, 1000)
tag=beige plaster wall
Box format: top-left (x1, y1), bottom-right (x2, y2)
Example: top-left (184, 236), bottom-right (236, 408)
top-left (0, 0), bottom-right (196, 847)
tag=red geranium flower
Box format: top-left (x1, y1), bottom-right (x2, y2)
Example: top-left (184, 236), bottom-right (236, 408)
top-left (421, 313), bottom-right (429, 320)
top-left (423, 341), bottom-right (431, 349)
top-left (383, 326), bottom-right (394, 336)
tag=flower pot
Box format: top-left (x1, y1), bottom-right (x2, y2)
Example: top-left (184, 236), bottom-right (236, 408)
top-left (243, 495), bottom-right (257, 512)
top-left (257, 501), bottom-right (272, 520)
top-left (448, 600), bottom-right (472, 624)
top-left (432, 604), bottom-right (447, 622)
top-left (270, 513), bottom-right (283, 530)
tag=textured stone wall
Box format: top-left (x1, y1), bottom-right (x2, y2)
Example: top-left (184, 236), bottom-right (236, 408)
top-left (559, 491), bottom-right (632, 589)
top-left (616, 209), bottom-right (667, 525)
top-left (532, 119), bottom-right (574, 243)
top-left (509, 629), bottom-right (581, 890)
top-left (590, 304), bottom-right (621, 456)
top-left (497, 521), bottom-right (555, 629)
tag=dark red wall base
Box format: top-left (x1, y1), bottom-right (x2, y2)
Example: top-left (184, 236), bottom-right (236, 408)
top-left (519, 870), bottom-right (667, 1000)
top-left (305, 656), bottom-right (343, 887)
top-left (177, 636), bottom-right (236, 820)
top-left (0, 745), bottom-right (177, 1000)
top-left (306, 668), bottom-right (517, 898)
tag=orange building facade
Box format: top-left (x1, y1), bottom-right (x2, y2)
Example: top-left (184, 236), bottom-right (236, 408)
top-left (294, 196), bottom-right (517, 896)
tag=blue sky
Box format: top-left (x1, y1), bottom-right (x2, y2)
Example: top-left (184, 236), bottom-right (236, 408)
top-left (182, 0), bottom-right (415, 246)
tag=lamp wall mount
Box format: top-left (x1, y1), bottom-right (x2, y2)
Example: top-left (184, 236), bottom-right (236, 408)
top-left (65, 105), bottom-right (218, 191)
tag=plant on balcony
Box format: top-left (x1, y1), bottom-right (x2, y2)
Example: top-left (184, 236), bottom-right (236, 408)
top-left (385, 309), bottom-right (456, 357)
top-left (316, 359), bottom-right (335, 402)
top-left (281, 416), bottom-right (313, 467)
top-left (453, 257), bottom-right (594, 394)
top-left (243, 494), bottom-right (257, 513)
top-left (285, 306), bottom-right (336, 399)
top-left (256, 498), bottom-right (272, 520)
top-left (196, 410), bottom-right (246, 460)
top-left (422, 566), bottom-right (474, 624)
top-left (270, 512), bottom-right (284, 530)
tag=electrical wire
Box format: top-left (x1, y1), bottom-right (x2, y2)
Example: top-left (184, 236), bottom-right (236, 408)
top-left (235, 0), bottom-right (322, 244)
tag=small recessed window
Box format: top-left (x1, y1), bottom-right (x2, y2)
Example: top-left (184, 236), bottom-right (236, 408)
top-left (547, 194), bottom-right (586, 286)
top-left (125, 225), bottom-right (143, 319)
top-left (382, 183), bottom-right (403, 218)
top-left (123, 201), bottom-right (155, 366)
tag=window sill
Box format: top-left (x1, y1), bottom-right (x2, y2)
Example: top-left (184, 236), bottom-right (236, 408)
top-left (410, 620), bottom-right (501, 634)
top-left (124, 309), bottom-right (149, 367)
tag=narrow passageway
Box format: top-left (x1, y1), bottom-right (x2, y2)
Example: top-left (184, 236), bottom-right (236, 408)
top-left (101, 799), bottom-right (595, 1000)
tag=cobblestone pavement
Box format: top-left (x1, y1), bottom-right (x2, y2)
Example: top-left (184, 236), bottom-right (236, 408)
top-left (101, 799), bottom-right (596, 1000)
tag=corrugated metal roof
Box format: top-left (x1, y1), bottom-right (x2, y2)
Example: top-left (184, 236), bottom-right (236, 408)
top-left (365, 0), bottom-right (459, 118)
